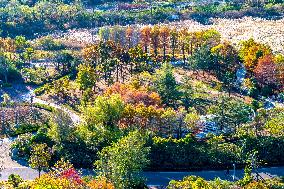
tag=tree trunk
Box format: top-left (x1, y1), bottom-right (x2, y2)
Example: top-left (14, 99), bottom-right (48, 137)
top-left (116, 65), bottom-right (119, 82)
top-left (104, 70), bottom-right (107, 82)
top-left (120, 64), bottom-right (124, 82)
top-left (190, 42), bottom-right (193, 56)
top-left (182, 45), bottom-right (186, 66)
top-left (163, 45), bottom-right (166, 61)
top-left (130, 64), bottom-right (133, 76)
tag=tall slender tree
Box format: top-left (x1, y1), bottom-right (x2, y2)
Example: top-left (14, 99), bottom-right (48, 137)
top-left (140, 26), bottom-right (151, 54)
top-left (150, 26), bottom-right (160, 57)
top-left (159, 26), bottom-right (170, 61)
top-left (29, 143), bottom-right (51, 178)
top-left (170, 28), bottom-right (178, 60)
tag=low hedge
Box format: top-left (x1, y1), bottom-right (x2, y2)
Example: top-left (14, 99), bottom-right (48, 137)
top-left (9, 124), bottom-right (40, 137)
top-left (33, 103), bottom-right (55, 112)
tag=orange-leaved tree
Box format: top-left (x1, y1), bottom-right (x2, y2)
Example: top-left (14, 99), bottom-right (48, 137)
top-left (150, 25), bottom-right (160, 57)
top-left (140, 26), bottom-right (151, 53)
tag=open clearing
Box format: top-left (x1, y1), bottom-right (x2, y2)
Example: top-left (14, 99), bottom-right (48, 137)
top-left (172, 16), bottom-right (284, 53)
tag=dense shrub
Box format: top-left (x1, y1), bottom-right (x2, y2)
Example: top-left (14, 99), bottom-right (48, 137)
top-left (34, 87), bottom-right (47, 96)
top-left (240, 136), bottom-right (284, 165)
top-left (150, 135), bottom-right (284, 170)
top-left (149, 135), bottom-right (205, 170)
top-left (10, 124), bottom-right (41, 137)
top-left (8, 174), bottom-right (23, 188)
top-left (168, 176), bottom-right (284, 189)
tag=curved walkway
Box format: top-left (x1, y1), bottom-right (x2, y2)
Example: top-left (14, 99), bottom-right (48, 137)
top-left (0, 84), bottom-right (82, 180)
top-left (20, 86), bottom-right (82, 124)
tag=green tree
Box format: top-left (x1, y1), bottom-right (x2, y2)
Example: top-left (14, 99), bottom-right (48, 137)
top-left (52, 76), bottom-right (70, 100)
top-left (54, 50), bottom-right (74, 73)
top-left (83, 94), bottom-right (124, 128)
top-left (11, 133), bottom-right (33, 158)
top-left (159, 26), bottom-right (170, 61)
top-left (154, 63), bottom-right (180, 106)
top-left (209, 96), bottom-right (253, 134)
top-left (265, 110), bottom-right (284, 137)
top-left (180, 77), bottom-right (195, 109)
top-left (15, 35), bottom-right (29, 62)
top-left (129, 45), bottom-right (150, 73)
top-left (211, 42), bottom-right (240, 95)
top-left (47, 111), bottom-right (87, 167)
top-left (184, 107), bottom-right (200, 133)
top-left (118, 51), bottom-right (130, 82)
top-left (95, 131), bottom-right (150, 189)
top-left (23, 47), bottom-right (34, 64)
top-left (15, 36), bottom-right (28, 53)
top-left (8, 174), bottom-right (23, 188)
top-left (29, 143), bottom-right (51, 178)
top-left (170, 28), bottom-right (178, 60)
top-left (48, 110), bottom-right (74, 144)
top-left (190, 45), bottom-right (212, 76)
top-left (76, 63), bottom-right (97, 91)
top-left (0, 54), bottom-right (12, 83)
top-left (97, 41), bottom-right (117, 83)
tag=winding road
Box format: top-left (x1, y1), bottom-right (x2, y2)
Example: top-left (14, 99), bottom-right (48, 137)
top-left (0, 84), bottom-right (82, 180)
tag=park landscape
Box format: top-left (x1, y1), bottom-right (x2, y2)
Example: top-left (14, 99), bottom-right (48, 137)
top-left (0, 0), bottom-right (284, 188)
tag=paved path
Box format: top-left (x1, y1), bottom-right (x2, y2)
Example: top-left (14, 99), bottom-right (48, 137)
top-left (144, 167), bottom-right (284, 186)
top-left (32, 97), bottom-right (81, 124)
top-left (20, 86), bottom-right (82, 124)
top-left (0, 85), bottom-right (83, 180)
top-left (1, 84), bottom-right (81, 124)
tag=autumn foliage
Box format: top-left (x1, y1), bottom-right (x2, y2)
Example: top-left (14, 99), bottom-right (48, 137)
top-left (105, 82), bottom-right (161, 106)
top-left (254, 55), bottom-right (277, 86)
top-left (88, 177), bottom-right (115, 189)
top-left (27, 159), bottom-right (114, 189)
top-left (239, 38), bottom-right (272, 72)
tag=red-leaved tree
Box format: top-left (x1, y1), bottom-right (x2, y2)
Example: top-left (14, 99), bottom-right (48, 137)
top-left (254, 55), bottom-right (276, 86)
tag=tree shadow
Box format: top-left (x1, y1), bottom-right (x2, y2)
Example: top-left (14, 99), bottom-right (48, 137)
top-left (0, 83), bottom-right (36, 103)
top-left (10, 149), bottom-right (30, 167)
